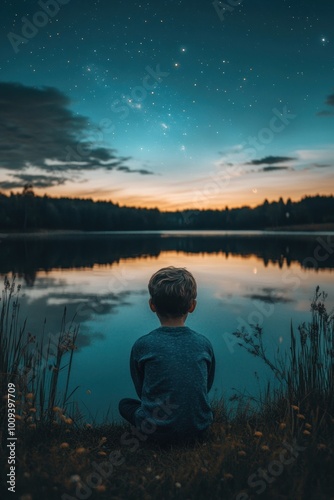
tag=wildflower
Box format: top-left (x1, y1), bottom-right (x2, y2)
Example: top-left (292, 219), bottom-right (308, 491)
top-left (254, 431), bottom-right (263, 437)
top-left (75, 447), bottom-right (86, 454)
top-left (96, 485), bottom-right (106, 493)
top-left (291, 405), bottom-right (299, 411)
top-left (26, 393), bottom-right (34, 400)
top-left (297, 414), bottom-right (305, 420)
top-left (65, 418), bottom-right (73, 425)
top-left (223, 473), bottom-right (234, 480)
top-left (60, 442), bottom-right (70, 449)
top-left (303, 430), bottom-right (311, 436)
top-left (29, 408), bottom-right (37, 413)
top-left (238, 450), bottom-right (246, 457)
top-left (155, 475), bottom-right (161, 480)
top-left (261, 445), bottom-right (270, 451)
top-left (70, 475), bottom-right (81, 483)
top-left (175, 482), bottom-right (182, 488)
top-left (52, 406), bottom-right (62, 413)
top-left (99, 437), bottom-right (107, 445)
top-left (15, 415), bottom-right (22, 420)
top-left (279, 422), bottom-right (287, 430)
top-left (305, 423), bottom-right (312, 429)
top-left (97, 451), bottom-right (107, 456)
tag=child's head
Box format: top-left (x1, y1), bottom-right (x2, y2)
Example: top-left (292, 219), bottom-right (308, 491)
top-left (148, 266), bottom-right (197, 319)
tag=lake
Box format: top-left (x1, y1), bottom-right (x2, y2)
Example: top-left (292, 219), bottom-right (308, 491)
top-left (1, 230), bottom-right (334, 423)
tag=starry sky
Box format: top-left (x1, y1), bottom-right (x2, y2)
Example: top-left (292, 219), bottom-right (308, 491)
top-left (0, 0), bottom-right (333, 210)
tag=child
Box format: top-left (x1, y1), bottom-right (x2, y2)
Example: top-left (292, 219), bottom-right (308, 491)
top-left (119, 266), bottom-right (215, 443)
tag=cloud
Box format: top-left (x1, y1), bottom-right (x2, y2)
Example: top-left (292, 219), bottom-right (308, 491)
top-left (312, 163), bottom-right (333, 168)
top-left (117, 166), bottom-right (154, 175)
top-left (325, 93), bottom-right (334, 106)
top-left (247, 156), bottom-right (295, 165)
top-left (0, 82), bottom-right (154, 188)
top-left (317, 91), bottom-right (334, 116)
top-left (261, 166), bottom-right (292, 172)
top-left (0, 173), bottom-right (68, 189)
top-left (317, 110), bottom-right (334, 117)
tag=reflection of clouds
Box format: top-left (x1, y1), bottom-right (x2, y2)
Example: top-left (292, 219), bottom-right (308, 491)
top-left (244, 287), bottom-right (295, 304)
top-left (17, 274), bottom-right (145, 353)
top-left (216, 286), bottom-right (294, 305)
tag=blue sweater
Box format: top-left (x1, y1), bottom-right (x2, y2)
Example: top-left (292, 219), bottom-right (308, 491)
top-left (130, 326), bottom-right (215, 437)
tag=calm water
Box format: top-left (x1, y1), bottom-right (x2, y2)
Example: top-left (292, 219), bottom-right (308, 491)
top-left (1, 231), bottom-right (334, 423)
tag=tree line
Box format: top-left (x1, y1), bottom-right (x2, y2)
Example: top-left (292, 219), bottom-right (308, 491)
top-left (0, 186), bottom-right (333, 231)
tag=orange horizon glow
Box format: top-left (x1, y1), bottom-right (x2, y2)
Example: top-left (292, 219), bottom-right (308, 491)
top-left (7, 185), bottom-right (334, 212)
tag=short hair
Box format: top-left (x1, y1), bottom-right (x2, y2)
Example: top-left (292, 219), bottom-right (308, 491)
top-left (148, 266), bottom-right (197, 317)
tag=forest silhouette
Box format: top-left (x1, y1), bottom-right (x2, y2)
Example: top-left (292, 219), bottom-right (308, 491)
top-left (0, 186), bottom-right (333, 231)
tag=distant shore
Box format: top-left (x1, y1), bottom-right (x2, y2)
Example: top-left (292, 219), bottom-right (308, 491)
top-left (1, 223), bottom-right (334, 239)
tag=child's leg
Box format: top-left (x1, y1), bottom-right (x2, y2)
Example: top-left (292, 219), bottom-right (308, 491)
top-left (118, 398), bottom-right (141, 425)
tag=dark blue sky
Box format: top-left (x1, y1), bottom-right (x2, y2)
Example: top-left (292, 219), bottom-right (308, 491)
top-left (0, 0), bottom-right (333, 209)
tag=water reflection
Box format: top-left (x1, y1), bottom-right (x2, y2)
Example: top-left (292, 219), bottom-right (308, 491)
top-left (1, 232), bottom-right (333, 422)
top-left (0, 231), bottom-right (333, 286)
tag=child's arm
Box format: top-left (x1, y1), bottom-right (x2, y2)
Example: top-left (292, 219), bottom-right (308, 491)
top-left (130, 345), bottom-right (144, 398)
top-left (207, 349), bottom-right (216, 392)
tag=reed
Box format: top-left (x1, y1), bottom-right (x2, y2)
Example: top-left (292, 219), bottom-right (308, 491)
top-left (0, 275), bottom-right (79, 438)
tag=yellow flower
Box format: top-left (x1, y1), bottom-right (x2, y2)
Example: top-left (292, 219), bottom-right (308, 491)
top-left (29, 408), bottom-right (37, 413)
top-left (261, 445), bottom-right (270, 451)
top-left (279, 422), bottom-right (287, 430)
top-left (26, 393), bottom-right (34, 400)
top-left (254, 431), bottom-right (263, 437)
top-left (97, 451), bottom-right (107, 456)
top-left (75, 447), bottom-right (86, 454)
top-left (96, 485), bottom-right (106, 493)
top-left (303, 430), bottom-right (311, 436)
top-left (60, 442), bottom-right (70, 449)
top-left (53, 406), bottom-right (63, 413)
top-left (297, 414), bottom-right (305, 420)
top-left (291, 405), bottom-right (299, 411)
top-left (223, 473), bottom-right (234, 480)
top-left (305, 423), bottom-right (312, 429)
top-left (65, 418), bottom-right (73, 425)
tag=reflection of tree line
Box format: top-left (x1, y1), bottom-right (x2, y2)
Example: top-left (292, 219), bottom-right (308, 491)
top-left (0, 189), bottom-right (334, 231)
top-left (0, 233), bottom-right (332, 286)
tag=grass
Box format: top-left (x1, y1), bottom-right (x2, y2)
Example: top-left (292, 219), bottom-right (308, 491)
top-left (1, 278), bottom-right (334, 500)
